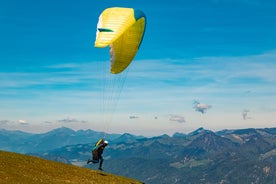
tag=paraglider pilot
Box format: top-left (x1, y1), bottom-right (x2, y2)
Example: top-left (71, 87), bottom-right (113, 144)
top-left (87, 139), bottom-right (108, 171)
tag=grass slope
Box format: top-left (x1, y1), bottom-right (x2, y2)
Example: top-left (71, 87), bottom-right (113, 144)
top-left (0, 150), bottom-right (143, 184)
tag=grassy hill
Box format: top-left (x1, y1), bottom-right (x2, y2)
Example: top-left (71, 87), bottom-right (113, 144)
top-left (0, 150), bottom-right (143, 184)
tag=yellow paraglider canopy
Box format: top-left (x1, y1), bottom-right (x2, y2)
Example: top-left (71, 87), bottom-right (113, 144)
top-left (95, 7), bottom-right (146, 74)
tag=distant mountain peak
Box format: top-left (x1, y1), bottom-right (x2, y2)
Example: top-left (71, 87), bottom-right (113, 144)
top-left (188, 127), bottom-right (209, 136)
top-left (121, 133), bottom-right (134, 137)
top-left (51, 127), bottom-right (75, 133)
top-left (113, 133), bottom-right (144, 144)
top-left (157, 134), bottom-right (170, 139)
top-left (172, 132), bottom-right (186, 138)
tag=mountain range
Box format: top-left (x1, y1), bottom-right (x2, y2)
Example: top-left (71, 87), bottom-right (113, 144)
top-left (0, 127), bottom-right (123, 153)
top-left (0, 127), bottom-right (275, 184)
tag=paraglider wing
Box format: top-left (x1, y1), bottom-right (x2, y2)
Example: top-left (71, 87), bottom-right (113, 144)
top-left (95, 7), bottom-right (146, 74)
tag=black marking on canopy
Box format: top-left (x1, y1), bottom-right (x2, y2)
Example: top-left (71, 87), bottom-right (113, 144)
top-left (98, 28), bottom-right (114, 32)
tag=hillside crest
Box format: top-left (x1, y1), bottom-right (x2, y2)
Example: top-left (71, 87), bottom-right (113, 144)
top-left (0, 150), bottom-right (143, 184)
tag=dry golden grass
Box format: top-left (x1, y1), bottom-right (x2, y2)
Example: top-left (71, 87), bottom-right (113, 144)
top-left (0, 150), bottom-right (143, 184)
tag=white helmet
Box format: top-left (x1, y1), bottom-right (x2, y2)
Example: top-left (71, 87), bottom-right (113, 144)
top-left (104, 140), bottom-right (109, 145)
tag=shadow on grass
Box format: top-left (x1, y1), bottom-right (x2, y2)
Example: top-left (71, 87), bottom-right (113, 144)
top-left (97, 173), bottom-right (108, 177)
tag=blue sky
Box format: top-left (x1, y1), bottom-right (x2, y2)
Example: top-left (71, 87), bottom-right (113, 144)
top-left (0, 0), bottom-right (276, 136)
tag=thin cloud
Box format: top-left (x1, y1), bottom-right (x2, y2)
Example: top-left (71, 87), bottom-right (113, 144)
top-left (18, 119), bottom-right (29, 126)
top-left (193, 101), bottom-right (212, 114)
top-left (169, 114), bottom-right (186, 123)
top-left (45, 63), bottom-right (80, 69)
top-left (0, 120), bottom-right (9, 125)
top-left (132, 51), bottom-right (276, 85)
top-left (18, 119), bottom-right (26, 123)
top-left (129, 115), bottom-right (139, 119)
top-left (242, 109), bottom-right (252, 120)
top-left (2, 51), bottom-right (276, 92)
top-left (57, 117), bottom-right (87, 123)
